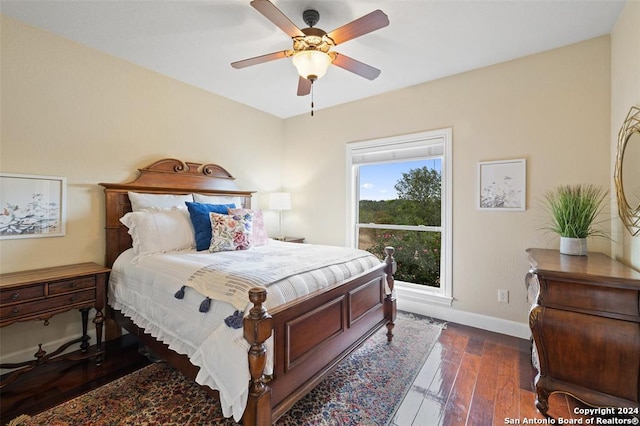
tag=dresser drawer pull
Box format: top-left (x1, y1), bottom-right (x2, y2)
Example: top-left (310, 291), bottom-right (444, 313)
top-left (12, 307), bottom-right (20, 314)
top-left (11, 293), bottom-right (20, 300)
top-left (68, 283), bottom-right (77, 288)
top-left (69, 296), bottom-right (78, 302)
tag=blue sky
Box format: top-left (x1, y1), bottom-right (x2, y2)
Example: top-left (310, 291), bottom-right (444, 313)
top-left (359, 158), bottom-right (441, 201)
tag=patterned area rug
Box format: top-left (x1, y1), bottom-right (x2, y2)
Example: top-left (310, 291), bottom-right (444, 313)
top-left (12, 313), bottom-right (443, 426)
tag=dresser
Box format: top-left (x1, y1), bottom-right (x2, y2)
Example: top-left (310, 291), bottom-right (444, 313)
top-left (526, 248), bottom-right (640, 416)
top-left (0, 262), bottom-right (110, 386)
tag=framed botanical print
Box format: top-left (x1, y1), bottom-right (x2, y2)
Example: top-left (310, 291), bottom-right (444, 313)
top-left (0, 173), bottom-right (67, 239)
top-left (478, 159), bottom-right (526, 211)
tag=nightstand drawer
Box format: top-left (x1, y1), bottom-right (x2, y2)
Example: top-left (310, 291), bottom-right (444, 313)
top-left (49, 276), bottom-right (96, 295)
top-left (0, 284), bottom-right (44, 304)
top-left (0, 289), bottom-right (96, 321)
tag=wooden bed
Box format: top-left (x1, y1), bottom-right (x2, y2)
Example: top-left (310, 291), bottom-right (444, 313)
top-left (100, 158), bottom-right (397, 425)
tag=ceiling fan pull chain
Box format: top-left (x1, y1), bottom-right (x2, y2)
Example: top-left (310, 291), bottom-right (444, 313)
top-left (311, 81), bottom-right (315, 116)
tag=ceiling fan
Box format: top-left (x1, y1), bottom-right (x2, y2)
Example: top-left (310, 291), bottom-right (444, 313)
top-left (231, 0), bottom-right (389, 97)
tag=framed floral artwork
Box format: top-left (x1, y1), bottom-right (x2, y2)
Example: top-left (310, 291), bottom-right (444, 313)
top-left (478, 159), bottom-right (526, 211)
top-left (0, 173), bottom-right (67, 239)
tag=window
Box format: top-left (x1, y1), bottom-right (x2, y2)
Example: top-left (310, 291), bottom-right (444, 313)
top-left (346, 129), bottom-right (452, 304)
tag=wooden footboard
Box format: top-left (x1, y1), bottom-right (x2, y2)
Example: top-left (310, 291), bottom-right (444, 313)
top-left (109, 247), bottom-right (396, 425)
top-left (244, 247), bottom-right (396, 425)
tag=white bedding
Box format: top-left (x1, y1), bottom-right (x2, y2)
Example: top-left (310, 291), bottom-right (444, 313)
top-left (108, 240), bottom-right (381, 421)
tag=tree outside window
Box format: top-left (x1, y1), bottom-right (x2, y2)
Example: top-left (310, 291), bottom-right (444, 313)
top-left (357, 162), bottom-right (442, 287)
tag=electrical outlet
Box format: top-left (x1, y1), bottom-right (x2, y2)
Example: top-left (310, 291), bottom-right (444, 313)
top-left (498, 289), bottom-right (509, 303)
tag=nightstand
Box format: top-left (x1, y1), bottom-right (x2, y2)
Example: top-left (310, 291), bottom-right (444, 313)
top-left (0, 262), bottom-right (110, 386)
top-left (281, 237), bottom-right (305, 243)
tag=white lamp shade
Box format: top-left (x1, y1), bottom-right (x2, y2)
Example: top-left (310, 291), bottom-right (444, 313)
top-left (269, 192), bottom-right (291, 210)
top-left (292, 50), bottom-right (331, 80)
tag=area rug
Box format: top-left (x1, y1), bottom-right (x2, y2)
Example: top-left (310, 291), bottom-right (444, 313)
top-left (11, 313), bottom-right (443, 426)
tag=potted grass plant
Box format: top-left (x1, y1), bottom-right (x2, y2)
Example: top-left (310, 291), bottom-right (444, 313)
top-left (543, 184), bottom-right (608, 256)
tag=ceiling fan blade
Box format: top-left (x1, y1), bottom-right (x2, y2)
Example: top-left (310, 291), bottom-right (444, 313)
top-left (251, 0), bottom-right (305, 38)
top-left (231, 50), bottom-right (291, 69)
top-left (297, 76), bottom-right (312, 96)
top-left (326, 10), bottom-right (389, 45)
top-left (332, 53), bottom-right (381, 80)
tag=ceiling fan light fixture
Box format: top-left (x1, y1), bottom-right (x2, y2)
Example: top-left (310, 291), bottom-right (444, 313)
top-left (292, 50), bottom-right (331, 81)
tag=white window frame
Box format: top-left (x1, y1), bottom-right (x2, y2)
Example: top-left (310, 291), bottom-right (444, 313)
top-left (346, 129), bottom-right (453, 305)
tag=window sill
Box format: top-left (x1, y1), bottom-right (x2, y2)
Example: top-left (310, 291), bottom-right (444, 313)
top-left (395, 281), bottom-right (453, 306)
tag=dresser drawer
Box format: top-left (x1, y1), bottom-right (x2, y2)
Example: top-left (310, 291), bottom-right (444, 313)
top-left (543, 278), bottom-right (639, 318)
top-left (0, 284), bottom-right (44, 304)
top-left (0, 289), bottom-right (96, 322)
top-left (48, 276), bottom-right (96, 295)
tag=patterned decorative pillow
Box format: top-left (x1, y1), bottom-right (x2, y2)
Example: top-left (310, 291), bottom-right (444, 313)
top-left (209, 212), bottom-right (253, 252)
top-left (228, 208), bottom-right (268, 246)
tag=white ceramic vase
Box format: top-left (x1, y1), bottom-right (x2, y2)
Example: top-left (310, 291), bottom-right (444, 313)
top-left (560, 237), bottom-right (587, 256)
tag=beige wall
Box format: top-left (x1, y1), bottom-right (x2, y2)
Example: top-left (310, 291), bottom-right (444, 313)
top-left (283, 36), bottom-right (612, 326)
top-left (0, 16), bottom-right (284, 359)
top-left (611, 0), bottom-right (640, 269)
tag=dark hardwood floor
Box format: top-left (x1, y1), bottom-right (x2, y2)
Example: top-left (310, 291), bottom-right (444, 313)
top-left (0, 334), bottom-right (149, 425)
top-left (392, 321), bottom-right (593, 425)
top-left (0, 321), bottom-right (596, 425)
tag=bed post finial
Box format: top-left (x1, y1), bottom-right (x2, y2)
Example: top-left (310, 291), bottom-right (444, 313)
top-left (243, 287), bottom-right (273, 425)
top-left (383, 246), bottom-right (397, 343)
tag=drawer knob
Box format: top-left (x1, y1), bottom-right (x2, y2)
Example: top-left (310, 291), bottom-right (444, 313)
top-left (70, 296), bottom-right (78, 302)
top-left (11, 293), bottom-right (20, 300)
top-left (69, 282), bottom-right (77, 288)
top-left (12, 307), bottom-right (20, 314)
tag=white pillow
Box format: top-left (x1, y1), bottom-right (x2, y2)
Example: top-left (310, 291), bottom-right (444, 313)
top-left (192, 193), bottom-right (243, 208)
top-left (120, 209), bottom-right (195, 257)
top-left (128, 192), bottom-right (193, 211)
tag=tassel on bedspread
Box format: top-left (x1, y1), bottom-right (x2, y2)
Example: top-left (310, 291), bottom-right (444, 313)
top-left (175, 285), bottom-right (242, 329)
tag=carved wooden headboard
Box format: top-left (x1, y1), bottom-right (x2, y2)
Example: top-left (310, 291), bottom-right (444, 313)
top-left (100, 158), bottom-right (255, 268)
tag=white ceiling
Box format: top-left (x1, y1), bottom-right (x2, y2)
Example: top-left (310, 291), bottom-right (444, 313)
top-left (0, 0), bottom-right (626, 118)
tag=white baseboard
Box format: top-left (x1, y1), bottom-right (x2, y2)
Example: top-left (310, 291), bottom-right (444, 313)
top-left (397, 293), bottom-right (531, 340)
top-left (0, 329), bottom-right (98, 374)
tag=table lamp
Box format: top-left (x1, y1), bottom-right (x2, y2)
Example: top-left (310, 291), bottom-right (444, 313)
top-left (269, 192), bottom-right (291, 240)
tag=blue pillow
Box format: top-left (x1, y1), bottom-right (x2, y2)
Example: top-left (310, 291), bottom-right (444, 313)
top-left (185, 201), bottom-right (236, 251)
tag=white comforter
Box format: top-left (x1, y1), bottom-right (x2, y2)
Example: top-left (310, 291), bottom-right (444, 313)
top-left (108, 240), bottom-right (380, 421)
